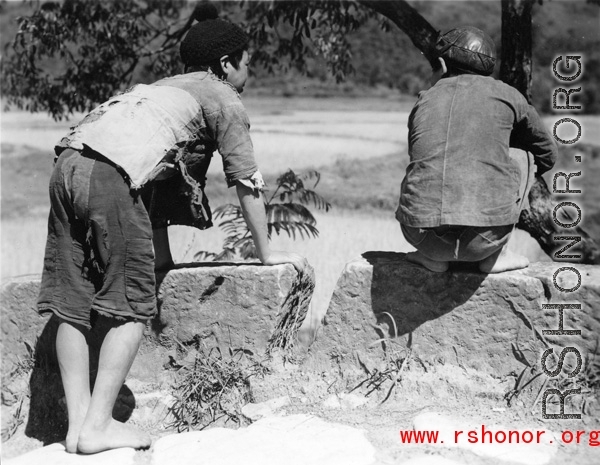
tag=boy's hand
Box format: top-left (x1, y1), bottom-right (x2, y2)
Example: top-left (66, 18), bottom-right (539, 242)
top-left (262, 251), bottom-right (308, 273)
top-left (235, 183), bottom-right (308, 273)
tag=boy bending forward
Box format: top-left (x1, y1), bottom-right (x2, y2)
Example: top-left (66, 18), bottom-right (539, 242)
top-left (37, 4), bottom-right (306, 454)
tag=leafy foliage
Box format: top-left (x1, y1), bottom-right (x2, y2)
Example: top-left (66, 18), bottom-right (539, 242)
top-left (241, 0), bottom-right (375, 82)
top-left (0, 0), bottom-right (378, 118)
top-left (2, 1), bottom-right (599, 118)
top-left (200, 170), bottom-right (331, 261)
top-left (1, 0), bottom-right (189, 119)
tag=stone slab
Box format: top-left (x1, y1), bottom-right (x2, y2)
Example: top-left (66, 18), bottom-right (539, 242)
top-left (154, 263), bottom-right (314, 353)
top-left (1, 263), bottom-right (314, 439)
top-left (151, 414), bottom-right (377, 465)
top-left (1, 263), bottom-right (313, 379)
top-left (412, 411), bottom-right (557, 465)
top-left (0, 275), bottom-right (49, 374)
top-left (400, 456), bottom-right (466, 465)
top-left (311, 252), bottom-right (600, 377)
top-left (3, 442), bottom-right (136, 465)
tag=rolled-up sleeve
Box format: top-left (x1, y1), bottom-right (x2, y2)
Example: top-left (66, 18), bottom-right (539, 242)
top-left (208, 102), bottom-right (259, 187)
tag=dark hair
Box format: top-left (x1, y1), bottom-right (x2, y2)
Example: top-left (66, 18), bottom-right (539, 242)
top-left (443, 62), bottom-right (469, 78)
top-left (430, 57), bottom-right (442, 73)
top-left (180, 2), bottom-right (250, 71)
top-left (187, 46), bottom-right (247, 78)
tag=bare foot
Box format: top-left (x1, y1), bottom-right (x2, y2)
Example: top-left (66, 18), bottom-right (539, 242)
top-left (479, 246), bottom-right (529, 273)
top-left (77, 419), bottom-right (152, 454)
top-left (406, 251), bottom-right (449, 272)
top-left (65, 417), bottom-right (85, 453)
top-left (64, 400), bottom-right (90, 453)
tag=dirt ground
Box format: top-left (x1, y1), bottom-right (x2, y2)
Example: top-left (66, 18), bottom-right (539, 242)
top-left (2, 352), bottom-right (599, 465)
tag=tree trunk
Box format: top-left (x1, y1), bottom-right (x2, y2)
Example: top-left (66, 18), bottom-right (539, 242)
top-left (518, 175), bottom-right (600, 263)
top-left (500, 0), bottom-right (600, 264)
top-left (500, 0), bottom-right (533, 101)
top-left (363, 0), bottom-right (599, 264)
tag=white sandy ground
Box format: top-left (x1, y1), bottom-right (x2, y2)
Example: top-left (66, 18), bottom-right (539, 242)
top-left (1, 409), bottom-right (581, 465)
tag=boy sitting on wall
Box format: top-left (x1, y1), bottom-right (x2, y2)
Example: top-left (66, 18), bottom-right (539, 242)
top-left (396, 26), bottom-right (557, 273)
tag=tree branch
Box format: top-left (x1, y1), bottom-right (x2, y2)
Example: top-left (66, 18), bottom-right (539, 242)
top-left (517, 176), bottom-right (600, 264)
top-left (357, 0), bottom-right (440, 66)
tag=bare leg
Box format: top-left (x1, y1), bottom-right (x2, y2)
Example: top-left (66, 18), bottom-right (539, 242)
top-left (152, 226), bottom-right (173, 271)
top-left (77, 319), bottom-right (151, 454)
top-left (405, 250), bottom-right (449, 272)
top-left (56, 321), bottom-right (92, 453)
top-left (479, 244), bottom-right (529, 273)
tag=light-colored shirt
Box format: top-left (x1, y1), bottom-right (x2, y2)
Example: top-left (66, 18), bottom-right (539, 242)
top-left (57, 71), bottom-right (259, 189)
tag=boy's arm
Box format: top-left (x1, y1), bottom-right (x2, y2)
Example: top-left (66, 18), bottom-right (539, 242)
top-left (510, 104), bottom-right (558, 175)
top-left (236, 182), bottom-right (307, 272)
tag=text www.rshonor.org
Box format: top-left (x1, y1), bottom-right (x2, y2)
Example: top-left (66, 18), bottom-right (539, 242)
top-left (399, 427), bottom-right (600, 446)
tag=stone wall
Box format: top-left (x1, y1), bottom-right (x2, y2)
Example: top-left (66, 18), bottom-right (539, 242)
top-left (3, 254), bottom-right (600, 442)
top-left (1, 263), bottom-right (314, 440)
top-left (310, 252), bottom-right (600, 379)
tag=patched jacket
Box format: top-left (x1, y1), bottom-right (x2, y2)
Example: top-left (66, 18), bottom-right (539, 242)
top-left (397, 74), bottom-right (558, 228)
top-left (56, 71), bottom-right (261, 230)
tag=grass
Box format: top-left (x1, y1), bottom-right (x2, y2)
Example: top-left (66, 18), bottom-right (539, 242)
top-left (1, 396), bottom-right (26, 442)
top-left (545, 346), bottom-right (600, 418)
top-left (1, 340), bottom-right (36, 442)
top-left (166, 341), bottom-right (269, 432)
top-left (351, 312), bottom-right (415, 404)
top-left (502, 312), bottom-right (600, 419)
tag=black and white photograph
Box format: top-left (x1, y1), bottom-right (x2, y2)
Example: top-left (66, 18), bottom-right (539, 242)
top-left (1, 1), bottom-right (599, 464)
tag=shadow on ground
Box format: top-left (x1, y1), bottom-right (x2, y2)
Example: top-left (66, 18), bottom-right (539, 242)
top-left (24, 315), bottom-right (135, 445)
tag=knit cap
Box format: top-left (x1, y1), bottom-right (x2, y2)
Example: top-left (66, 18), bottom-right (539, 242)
top-left (180, 2), bottom-right (249, 67)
